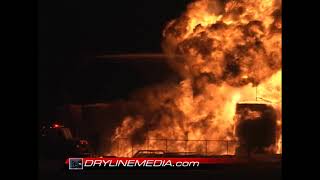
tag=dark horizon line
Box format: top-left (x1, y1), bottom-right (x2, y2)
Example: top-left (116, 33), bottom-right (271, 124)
top-left (96, 53), bottom-right (185, 60)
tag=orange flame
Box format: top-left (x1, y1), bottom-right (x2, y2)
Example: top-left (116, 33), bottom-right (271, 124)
top-left (108, 0), bottom-right (281, 157)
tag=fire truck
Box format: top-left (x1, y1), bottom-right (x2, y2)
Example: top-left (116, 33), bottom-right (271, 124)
top-left (39, 123), bottom-right (93, 159)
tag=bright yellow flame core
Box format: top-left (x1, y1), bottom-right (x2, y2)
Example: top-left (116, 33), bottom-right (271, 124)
top-left (108, 0), bottom-right (281, 157)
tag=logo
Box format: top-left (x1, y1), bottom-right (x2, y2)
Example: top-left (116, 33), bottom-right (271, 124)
top-left (69, 158), bottom-right (83, 170)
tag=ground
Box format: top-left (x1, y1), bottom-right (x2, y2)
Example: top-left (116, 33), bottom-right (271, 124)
top-left (39, 158), bottom-right (281, 180)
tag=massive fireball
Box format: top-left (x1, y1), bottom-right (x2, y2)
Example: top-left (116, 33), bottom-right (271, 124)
top-left (108, 0), bottom-right (281, 157)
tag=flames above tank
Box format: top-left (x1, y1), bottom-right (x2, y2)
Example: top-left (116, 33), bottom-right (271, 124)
top-left (107, 0), bottom-right (281, 157)
top-left (162, 0), bottom-right (281, 87)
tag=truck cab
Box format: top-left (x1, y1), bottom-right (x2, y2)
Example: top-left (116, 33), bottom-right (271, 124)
top-left (234, 101), bottom-right (277, 156)
top-left (39, 123), bottom-right (93, 159)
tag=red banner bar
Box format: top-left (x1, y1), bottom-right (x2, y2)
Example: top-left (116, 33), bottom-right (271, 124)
top-left (66, 157), bottom-right (246, 165)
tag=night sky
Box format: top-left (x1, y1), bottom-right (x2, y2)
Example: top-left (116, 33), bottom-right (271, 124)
top-left (38, 0), bottom-right (192, 122)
